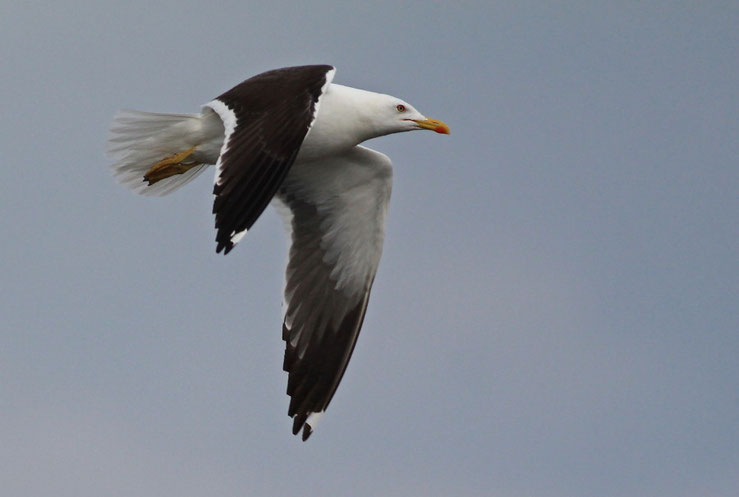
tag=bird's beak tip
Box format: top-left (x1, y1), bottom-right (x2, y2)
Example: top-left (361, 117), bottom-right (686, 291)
top-left (414, 117), bottom-right (450, 135)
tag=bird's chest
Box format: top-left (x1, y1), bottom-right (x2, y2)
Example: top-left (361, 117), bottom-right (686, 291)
top-left (296, 89), bottom-right (370, 163)
top-left (296, 117), bottom-right (360, 163)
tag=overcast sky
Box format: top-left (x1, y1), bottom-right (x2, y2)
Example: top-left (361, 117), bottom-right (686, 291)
top-left (1, 2), bottom-right (737, 496)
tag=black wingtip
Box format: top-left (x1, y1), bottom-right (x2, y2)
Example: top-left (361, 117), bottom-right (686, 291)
top-left (215, 240), bottom-right (234, 255)
top-left (290, 413), bottom-right (314, 441)
top-left (301, 424), bottom-right (313, 441)
top-left (292, 413), bottom-right (306, 435)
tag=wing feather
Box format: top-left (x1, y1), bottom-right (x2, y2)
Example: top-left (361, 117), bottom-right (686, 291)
top-left (205, 65), bottom-right (335, 254)
top-left (275, 146), bottom-right (392, 440)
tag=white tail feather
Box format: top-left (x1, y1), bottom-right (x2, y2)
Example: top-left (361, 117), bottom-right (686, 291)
top-left (107, 110), bottom-right (219, 196)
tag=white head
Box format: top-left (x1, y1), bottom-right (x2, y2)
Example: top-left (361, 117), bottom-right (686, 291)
top-left (363, 93), bottom-right (451, 138)
top-left (311, 83), bottom-right (449, 146)
top-left (308, 84), bottom-right (450, 153)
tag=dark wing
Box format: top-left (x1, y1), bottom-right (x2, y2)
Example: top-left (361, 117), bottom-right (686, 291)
top-left (275, 146), bottom-right (393, 440)
top-left (205, 65), bottom-right (335, 254)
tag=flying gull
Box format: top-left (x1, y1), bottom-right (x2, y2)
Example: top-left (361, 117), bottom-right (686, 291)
top-left (107, 65), bottom-right (450, 440)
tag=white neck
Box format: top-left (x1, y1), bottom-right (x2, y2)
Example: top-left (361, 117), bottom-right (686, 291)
top-left (298, 84), bottom-right (389, 162)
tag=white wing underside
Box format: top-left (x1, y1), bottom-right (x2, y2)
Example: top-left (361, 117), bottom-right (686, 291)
top-left (275, 145), bottom-right (392, 439)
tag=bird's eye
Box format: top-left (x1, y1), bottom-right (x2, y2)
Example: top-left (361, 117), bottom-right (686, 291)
top-left (396, 104), bottom-right (406, 112)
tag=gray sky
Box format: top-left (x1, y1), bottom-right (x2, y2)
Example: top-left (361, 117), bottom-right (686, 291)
top-left (1, 1), bottom-right (737, 496)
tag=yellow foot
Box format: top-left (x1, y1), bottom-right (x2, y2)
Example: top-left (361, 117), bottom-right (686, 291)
top-left (143, 146), bottom-right (201, 185)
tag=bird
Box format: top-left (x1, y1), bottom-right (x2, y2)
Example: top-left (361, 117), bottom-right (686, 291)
top-left (107, 65), bottom-right (450, 440)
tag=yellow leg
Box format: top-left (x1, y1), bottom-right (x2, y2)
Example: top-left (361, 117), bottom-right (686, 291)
top-left (144, 146), bottom-right (201, 185)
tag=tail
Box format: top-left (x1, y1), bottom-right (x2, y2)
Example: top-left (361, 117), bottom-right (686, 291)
top-left (107, 110), bottom-right (212, 196)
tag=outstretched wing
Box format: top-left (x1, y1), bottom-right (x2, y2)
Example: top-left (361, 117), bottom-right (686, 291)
top-left (275, 146), bottom-right (393, 440)
top-left (206, 65), bottom-right (335, 254)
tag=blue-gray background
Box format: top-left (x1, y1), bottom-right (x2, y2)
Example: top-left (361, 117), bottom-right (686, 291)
top-left (1, 2), bottom-right (737, 496)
